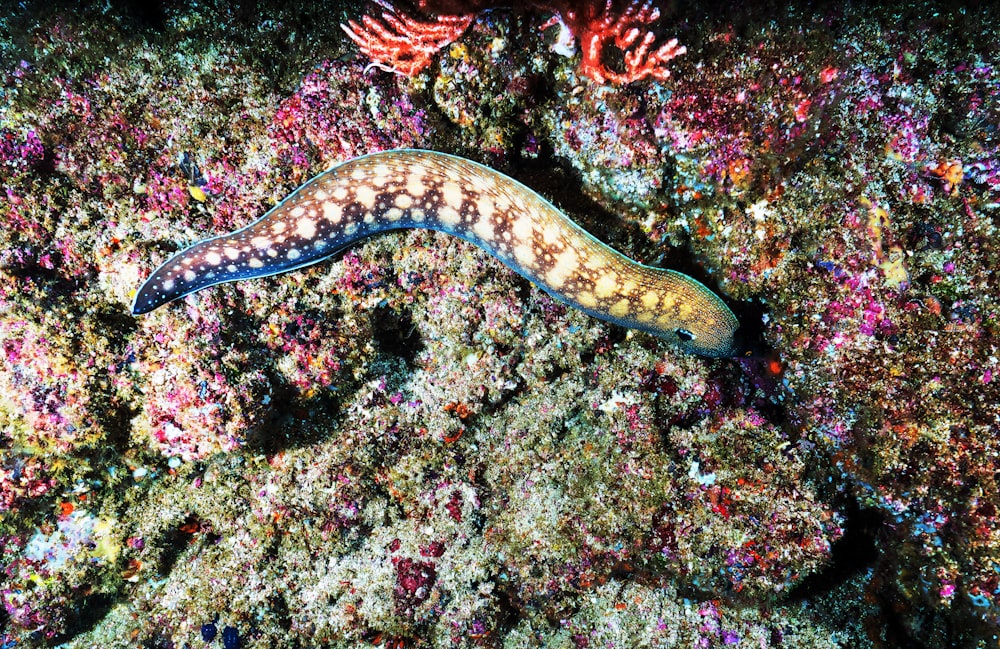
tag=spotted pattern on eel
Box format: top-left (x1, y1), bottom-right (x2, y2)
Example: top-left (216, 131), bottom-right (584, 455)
top-left (132, 150), bottom-right (739, 357)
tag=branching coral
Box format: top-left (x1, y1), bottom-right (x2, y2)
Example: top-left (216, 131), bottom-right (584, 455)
top-left (341, 0), bottom-right (686, 83)
top-left (341, 0), bottom-right (474, 76)
top-left (549, 0), bottom-right (687, 83)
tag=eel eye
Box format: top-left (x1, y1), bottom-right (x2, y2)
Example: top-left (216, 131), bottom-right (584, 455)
top-left (675, 328), bottom-right (695, 342)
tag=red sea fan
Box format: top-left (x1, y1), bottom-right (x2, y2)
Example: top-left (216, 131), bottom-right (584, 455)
top-left (555, 0), bottom-right (687, 83)
top-left (340, 0), bottom-right (474, 76)
top-left (341, 0), bottom-right (686, 84)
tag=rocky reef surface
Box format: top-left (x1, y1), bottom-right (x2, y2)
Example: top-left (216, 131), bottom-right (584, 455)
top-left (0, 1), bottom-right (997, 647)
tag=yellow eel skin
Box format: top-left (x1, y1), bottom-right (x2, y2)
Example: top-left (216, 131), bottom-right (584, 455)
top-left (132, 150), bottom-right (739, 357)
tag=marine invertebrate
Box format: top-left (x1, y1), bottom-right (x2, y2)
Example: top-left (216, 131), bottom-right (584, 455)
top-left (341, 0), bottom-right (474, 76)
top-left (131, 150), bottom-right (738, 357)
top-left (341, 0), bottom-right (685, 84)
top-left (550, 0), bottom-right (687, 84)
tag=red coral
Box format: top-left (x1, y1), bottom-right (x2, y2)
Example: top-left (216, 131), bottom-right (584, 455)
top-left (556, 0), bottom-right (687, 83)
top-left (341, 0), bottom-right (685, 83)
top-left (340, 0), bottom-right (474, 76)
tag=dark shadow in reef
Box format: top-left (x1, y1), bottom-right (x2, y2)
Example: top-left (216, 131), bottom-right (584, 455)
top-left (785, 499), bottom-right (928, 649)
top-left (786, 499), bottom-right (882, 600)
top-left (370, 303), bottom-right (425, 370)
top-left (12, 0), bottom-right (168, 31)
top-left (727, 298), bottom-right (770, 359)
top-left (245, 299), bottom-right (427, 456)
top-left (247, 366), bottom-right (344, 457)
top-left (42, 592), bottom-right (116, 647)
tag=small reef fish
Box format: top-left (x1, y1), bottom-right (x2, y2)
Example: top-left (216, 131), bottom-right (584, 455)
top-left (132, 150), bottom-right (739, 357)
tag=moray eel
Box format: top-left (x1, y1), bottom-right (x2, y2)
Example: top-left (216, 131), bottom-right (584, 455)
top-left (132, 150), bottom-right (739, 357)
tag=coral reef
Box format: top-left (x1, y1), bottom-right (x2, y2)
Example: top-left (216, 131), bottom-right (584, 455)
top-left (343, 0), bottom-right (686, 84)
top-left (0, 1), bottom-right (998, 647)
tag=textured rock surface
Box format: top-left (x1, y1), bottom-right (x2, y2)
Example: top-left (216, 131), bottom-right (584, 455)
top-left (0, 1), bottom-right (997, 647)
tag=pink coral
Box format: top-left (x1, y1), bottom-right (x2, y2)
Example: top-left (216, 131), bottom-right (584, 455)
top-left (268, 59), bottom-right (428, 173)
top-left (0, 320), bottom-right (97, 454)
top-left (132, 317), bottom-right (274, 461)
top-left (0, 456), bottom-right (53, 513)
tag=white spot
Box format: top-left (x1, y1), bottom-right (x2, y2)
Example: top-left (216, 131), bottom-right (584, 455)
top-left (512, 215), bottom-right (533, 240)
top-left (183, 269), bottom-right (197, 282)
top-left (296, 217), bottom-right (316, 238)
top-left (473, 216), bottom-right (494, 241)
top-left (411, 208), bottom-right (426, 222)
top-left (323, 201), bottom-right (343, 223)
top-left (438, 206), bottom-right (461, 226)
top-left (162, 279), bottom-right (175, 291)
top-left (542, 222), bottom-right (562, 245)
top-left (546, 249), bottom-right (578, 289)
top-left (249, 258), bottom-right (264, 268)
top-left (356, 186), bottom-right (377, 209)
top-left (476, 195), bottom-right (495, 220)
top-left (406, 176), bottom-right (426, 197)
top-left (395, 193), bottom-right (413, 209)
top-left (251, 236), bottom-right (271, 250)
top-left (272, 220), bottom-right (287, 233)
top-left (371, 164), bottom-right (390, 185)
top-left (513, 243), bottom-right (534, 268)
top-left (576, 291), bottom-right (597, 308)
top-left (205, 251), bottom-right (222, 266)
top-left (385, 207), bottom-right (403, 221)
top-left (441, 181), bottom-right (464, 209)
top-left (332, 186), bottom-right (349, 200)
top-left (290, 206), bottom-right (305, 218)
top-left (609, 299), bottom-right (630, 317)
top-left (226, 264), bottom-right (237, 273)
top-left (223, 247), bottom-right (240, 260)
top-left (594, 273), bottom-right (618, 299)
top-left (315, 189), bottom-right (328, 200)
top-left (287, 248), bottom-right (301, 260)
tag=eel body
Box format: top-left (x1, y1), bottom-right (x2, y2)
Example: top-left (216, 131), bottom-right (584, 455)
top-left (132, 150), bottom-right (739, 357)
